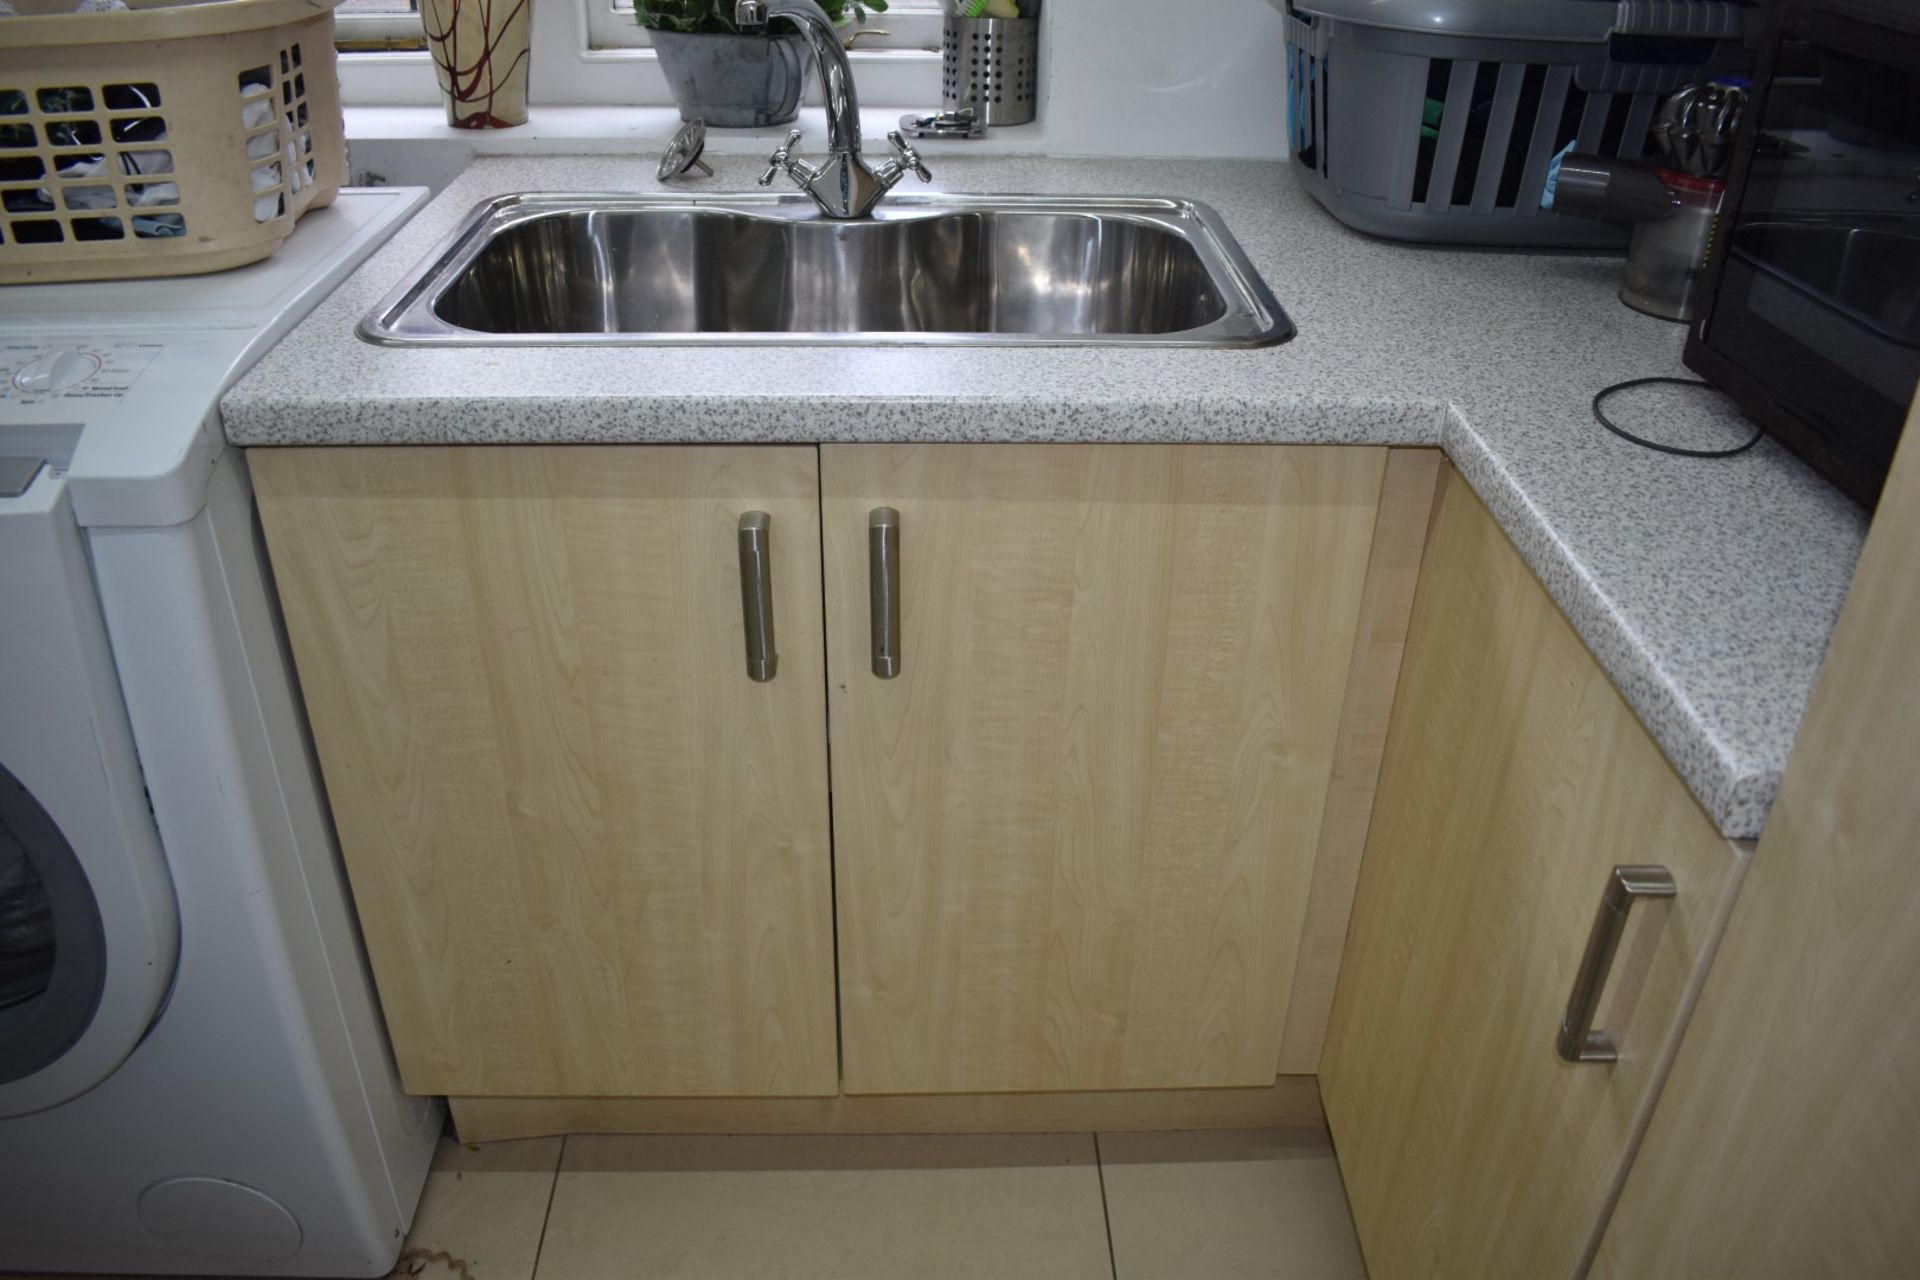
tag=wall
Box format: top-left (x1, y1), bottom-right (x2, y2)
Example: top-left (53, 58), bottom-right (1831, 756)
top-left (340, 0), bottom-right (1296, 165)
top-left (1041, 0), bottom-right (1292, 158)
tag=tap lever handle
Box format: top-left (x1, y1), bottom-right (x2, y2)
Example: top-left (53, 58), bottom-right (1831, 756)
top-left (761, 129), bottom-right (805, 187)
top-left (886, 130), bottom-right (932, 183)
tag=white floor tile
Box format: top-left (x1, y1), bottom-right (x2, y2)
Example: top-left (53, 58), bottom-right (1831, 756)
top-left (391, 1134), bottom-right (561, 1280)
top-left (1098, 1128), bottom-right (1367, 1280)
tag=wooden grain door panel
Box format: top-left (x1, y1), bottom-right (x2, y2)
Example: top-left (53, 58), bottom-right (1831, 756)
top-left (822, 444), bottom-right (1388, 1095)
top-left (1592, 399), bottom-right (1920, 1280)
top-left (1319, 473), bottom-right (1746, 1278)
top-left (252, 445), bottom-right (838, 1098)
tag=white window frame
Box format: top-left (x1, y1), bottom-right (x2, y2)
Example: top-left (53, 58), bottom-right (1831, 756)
top-left (334, 0), bottom-right (944, 109)
top-left (334, 3), bottom-right (425, 51)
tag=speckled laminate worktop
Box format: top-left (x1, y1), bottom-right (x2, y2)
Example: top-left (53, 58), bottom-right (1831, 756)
top-left (223, 155), bottom-right (1872, 840)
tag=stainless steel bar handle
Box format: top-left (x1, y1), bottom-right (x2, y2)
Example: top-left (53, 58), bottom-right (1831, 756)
top-left (738, 512), bottom-right (777, 683)
top-left (1557, 864), bottom-right (1677, 1063)
top-left (869, 506), bottom-right (901, 679)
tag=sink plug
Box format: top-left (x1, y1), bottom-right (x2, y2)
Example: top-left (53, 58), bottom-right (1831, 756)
top-left (657, 119), bottom-right (714, 183)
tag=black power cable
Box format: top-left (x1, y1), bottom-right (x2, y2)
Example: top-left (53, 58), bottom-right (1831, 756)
top-left (1591, 375), bottom-right (1764, 459)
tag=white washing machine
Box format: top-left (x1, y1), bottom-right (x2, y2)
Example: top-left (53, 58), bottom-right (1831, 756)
top-left (0, 187), bottom-right (442, 1277)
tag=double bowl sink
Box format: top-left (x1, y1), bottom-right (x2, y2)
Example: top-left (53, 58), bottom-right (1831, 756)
top-left (359, 193), bottom-right (1292, 348)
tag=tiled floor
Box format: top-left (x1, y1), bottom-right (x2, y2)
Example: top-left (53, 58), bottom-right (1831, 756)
top-left (392, 1127), bottom-right (1367, 1280)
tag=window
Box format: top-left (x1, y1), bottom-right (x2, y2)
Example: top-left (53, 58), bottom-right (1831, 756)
top-left (333, 0), bottom-right (945, 109)
top-left (584, 0), bottom-right (943, 52)
top-left (334, 0), bottom-right (426, 52)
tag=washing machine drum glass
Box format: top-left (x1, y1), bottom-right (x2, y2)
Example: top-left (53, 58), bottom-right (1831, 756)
top-left (0, 762), bottom-right (106, 1084)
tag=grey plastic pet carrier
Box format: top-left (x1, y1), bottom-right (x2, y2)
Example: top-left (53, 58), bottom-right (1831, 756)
top-left (1278, 0), bottom-right (1758, 247)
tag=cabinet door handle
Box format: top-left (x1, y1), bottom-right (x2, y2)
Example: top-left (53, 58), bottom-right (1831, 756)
top-left (738, 512), bottom-right (777, 683)
top-left (1557, 864), bottom-right (1677, 1063)
top-left (869, 506), bottom-right (901, 679)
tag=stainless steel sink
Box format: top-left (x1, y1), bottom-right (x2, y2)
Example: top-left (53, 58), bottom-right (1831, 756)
top-left (359, 193), bottom-right (1293, 347)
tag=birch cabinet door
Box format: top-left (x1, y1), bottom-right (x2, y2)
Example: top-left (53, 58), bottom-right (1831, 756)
top-left (822, 444), bottom-right (1387, 1095)
top-left (1320, 475), bottom-right (1745, 1278)
top-left (254, 445), bottom-right (838, 1099)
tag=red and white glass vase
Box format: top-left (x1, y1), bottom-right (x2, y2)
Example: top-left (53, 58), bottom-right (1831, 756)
top-left (420, 0), bottom-right (531, 128)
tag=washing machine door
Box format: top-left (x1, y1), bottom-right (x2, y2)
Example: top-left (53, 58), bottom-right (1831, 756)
top-left (0, 461), bottom-right (179, 1118)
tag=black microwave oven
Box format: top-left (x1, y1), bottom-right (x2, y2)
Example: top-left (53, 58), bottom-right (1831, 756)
top-left (1686, 0), bottom-right (1920, 508)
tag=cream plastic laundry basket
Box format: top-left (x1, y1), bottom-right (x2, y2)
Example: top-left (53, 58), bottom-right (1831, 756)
top-left (0, 0), bottom-right (348, 283)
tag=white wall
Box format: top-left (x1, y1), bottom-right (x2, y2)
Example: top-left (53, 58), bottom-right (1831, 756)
top-left (340, 0), bottom-right (1296, 163)
top-left (1039, 0), bottom-right (1291, 158)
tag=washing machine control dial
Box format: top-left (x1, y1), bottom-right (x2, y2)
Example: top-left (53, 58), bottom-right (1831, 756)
top-left (13, 348), bottom-right (102, 394)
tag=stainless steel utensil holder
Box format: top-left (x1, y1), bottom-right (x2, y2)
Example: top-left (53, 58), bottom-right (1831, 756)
top-left (942, 16), bottom-right (1037, 127)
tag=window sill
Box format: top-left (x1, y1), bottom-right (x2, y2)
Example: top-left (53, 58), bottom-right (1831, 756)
top-left (572, 44), bottom-right (939, 63)
top-left (344, 103), bottom-right (1052, 157)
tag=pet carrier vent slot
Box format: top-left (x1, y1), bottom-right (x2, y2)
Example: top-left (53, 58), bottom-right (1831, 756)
top-left (1516, 66), bottom-right (1577, 214)
top-left (1597, 92), bottom-right (1636, 156)
top-left (1496, 65), bottom-right (1550, 209)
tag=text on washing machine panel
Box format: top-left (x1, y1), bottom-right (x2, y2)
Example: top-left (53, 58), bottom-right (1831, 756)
top-left (2, 343), bottom-right (163, 405)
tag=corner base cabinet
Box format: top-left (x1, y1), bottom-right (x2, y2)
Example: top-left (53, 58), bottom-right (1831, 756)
top-left (1319, 471), bottom-right (1748, 1278)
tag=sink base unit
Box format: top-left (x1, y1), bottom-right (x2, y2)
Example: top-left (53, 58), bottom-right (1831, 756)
top-left (253, 443), bottom-right (1442, 1109)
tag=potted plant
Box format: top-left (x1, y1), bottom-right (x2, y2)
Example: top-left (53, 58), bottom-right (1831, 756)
top-left (638, 0), bottom-right (887, 127)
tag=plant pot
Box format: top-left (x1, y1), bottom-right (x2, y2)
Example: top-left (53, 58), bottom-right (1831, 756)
top-left (650, 29), bottom-right (812, 128)
top-left (421, 0), bottom-right (532, 128)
